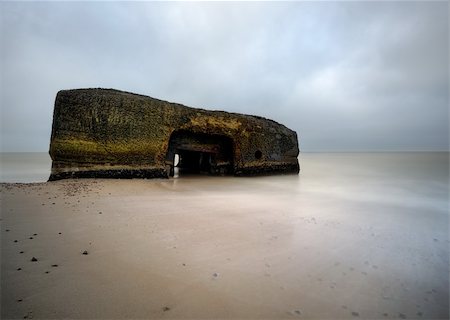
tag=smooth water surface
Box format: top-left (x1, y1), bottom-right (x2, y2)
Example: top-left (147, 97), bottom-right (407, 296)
top-left (1, 153), bottom-right (52, 183)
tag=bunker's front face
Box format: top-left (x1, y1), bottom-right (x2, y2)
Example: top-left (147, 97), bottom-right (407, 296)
top-left (1, 153), bottom-right (448, 319)
top-left (49, 88), bottom-right (299, 180)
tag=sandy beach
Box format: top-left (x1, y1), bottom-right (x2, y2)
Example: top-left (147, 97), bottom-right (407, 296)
top-left (1, 153), bottom-right (449, 319)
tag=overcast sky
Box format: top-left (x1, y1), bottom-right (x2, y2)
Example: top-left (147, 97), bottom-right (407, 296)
top-left (1, 1), bottom-right (448, 152)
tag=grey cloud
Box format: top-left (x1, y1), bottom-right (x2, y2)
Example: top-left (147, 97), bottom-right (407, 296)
top-left (1, 1), bottom-right (448, 152)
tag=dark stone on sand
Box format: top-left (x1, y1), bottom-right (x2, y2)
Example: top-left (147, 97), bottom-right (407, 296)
top-left (58, 232), bottom-right (62, 234)
top-left (51, 264), bottom-right (58, 267)
top-left (14, 240), bottom-right (18, 243)
top-left (6, 229), bottom-right (10, 232)
top-left (163, 307), bottom-right (170, 312)
top-left (17, 268), bottom-right (22, 271)
top-left (31, 257), bottom-right (38, 262)
top-left (45, 271), bottom-right (50, 274)
top-left (33, 233), bottom-right (37, 236)
top-left (17, 299), bottom-right (22, 302)
top-left (48, 88), bottom-right (300, 180)
top-left (82, 250), bottom-right (88, 255)
top-left (20, 251), bottom-right (24, 254)
top-left (29, 237), bottom-right (33, 239)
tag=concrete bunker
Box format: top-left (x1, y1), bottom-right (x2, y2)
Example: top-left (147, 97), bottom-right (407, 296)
top-left (48, 88), bottom-right (300, 180)
top-left (166, 130), bottom-right (234, 176)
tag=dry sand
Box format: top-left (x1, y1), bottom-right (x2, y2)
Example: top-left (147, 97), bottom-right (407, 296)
top-left (1, 153), bottom-right (449, 319)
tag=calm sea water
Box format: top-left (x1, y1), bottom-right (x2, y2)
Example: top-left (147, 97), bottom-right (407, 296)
top-left (0, 152), bottom-right (449, 199)
top-left (1, 153), bottom-right (52, 183)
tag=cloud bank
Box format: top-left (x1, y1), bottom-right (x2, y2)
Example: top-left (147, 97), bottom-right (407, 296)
top-left (1, 1), bottom-right (448, 151)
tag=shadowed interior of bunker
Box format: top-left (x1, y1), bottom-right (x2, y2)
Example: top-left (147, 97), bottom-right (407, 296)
top-left (166, 130), bottom-right (234, 176)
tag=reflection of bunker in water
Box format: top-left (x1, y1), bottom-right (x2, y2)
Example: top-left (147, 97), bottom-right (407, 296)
top-left (48, 88), bottom-right (300, 180)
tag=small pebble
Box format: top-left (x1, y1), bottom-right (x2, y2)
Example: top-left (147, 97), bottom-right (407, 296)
top-left (82, 250), bottom-right (88, 255)
top-left (33, 233), bottom-right (37, 236)
top-left (163, 306), bottom-right (170, 312)
top-left (17, 299), bottom-right (22, 302)
top-left (45, 271), bottom-right (50, 274)
top-left (51, 264), bottom-right (58, 267)
top-left (31, 257), bottom-right (38, 262)
top-left (14, 240), bottom-right (18, 243)
top-left (29, 237), bottom-right (33, 240)
top-left (20, 251), bottom-right (24, 254)
top-left (213, 272), bottom-right (219, 277)
top-left (17, 268), bottom-right (22, 271)
top-left (58, 232), bottom-right (62, 234)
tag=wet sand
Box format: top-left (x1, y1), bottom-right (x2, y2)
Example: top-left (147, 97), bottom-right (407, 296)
top-left (1, 153), bottom-right (449, 319)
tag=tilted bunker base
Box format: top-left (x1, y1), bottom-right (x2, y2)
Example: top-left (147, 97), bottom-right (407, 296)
top-left (48, 163), bottom-right (300, 181)
top-left (48, 166), bottom-right (167, 181)
top-left (49, 88), bottom-right (300, 180)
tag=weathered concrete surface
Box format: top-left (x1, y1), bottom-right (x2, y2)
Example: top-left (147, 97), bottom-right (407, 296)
top-left (49, 88), bottom-right (299, 180)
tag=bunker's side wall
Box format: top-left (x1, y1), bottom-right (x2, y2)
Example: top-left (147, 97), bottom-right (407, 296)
top-left (49, 88), bottom-right (299, 180)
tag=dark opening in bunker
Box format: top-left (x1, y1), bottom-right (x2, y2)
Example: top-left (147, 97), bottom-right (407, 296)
top-left (166, 130), bottom-right (234, 177)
